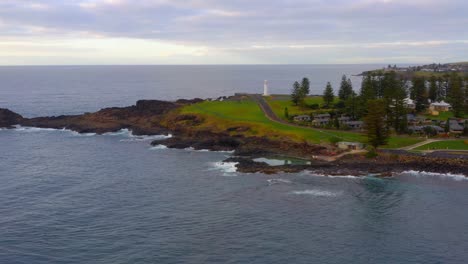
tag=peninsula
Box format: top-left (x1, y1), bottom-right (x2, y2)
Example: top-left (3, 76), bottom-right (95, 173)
top-left (1, 94), bottom-right (466, 176)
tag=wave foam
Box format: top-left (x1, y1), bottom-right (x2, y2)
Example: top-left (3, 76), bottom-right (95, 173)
top-left (104, 129), bottom-right (172, 141)
top-left (267, 178), bottom-right (292, 185)
top-left (149, 144), bottom-right (168, 150)
top-left (291, 189), bottom-right (341, 197)
top-left (301, 171), bottom-right (361, 179)
top-left (400, 170), bottom-right (467, 181)
top-left (208, 161), bottom-right (238, 176)
top-left (184, 147), bottom-right (234, 153)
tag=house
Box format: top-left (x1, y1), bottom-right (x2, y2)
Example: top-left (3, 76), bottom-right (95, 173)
top-left (337, 116), bottom-right (351, 123)
top-left (312, 113), bottom-right (331, 126)
top-left (408, 126), bottom-right (423, 133)
top-left (449, 120), bottom-right (464, 133)
top-left (344, 121), bottom-right (364, 130)
top-left (293, 115), bottom-right (311, 122)
top-left (426, 125), bottom-right (445, 134)
top-left (337, 141), bottom-right (365, 150)
top-left (429, 101), bottom-right (452, 112)
top-left (403, 98), bottom-right (416, 110)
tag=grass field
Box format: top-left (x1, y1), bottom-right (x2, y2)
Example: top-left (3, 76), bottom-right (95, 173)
top-left (265, 95), bottom-right (335, 120)
top-left (180, 99), bottom-right (365, 143)
top-left (180, 98), bottom-right (424, 148)
top-left (424, 111), bottom-right (468, 121)
top-left (414, 140), bottom-right (468, 151)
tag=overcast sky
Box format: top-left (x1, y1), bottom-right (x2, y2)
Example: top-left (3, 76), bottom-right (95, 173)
top-left (0, 0), bottom-right (467, 65)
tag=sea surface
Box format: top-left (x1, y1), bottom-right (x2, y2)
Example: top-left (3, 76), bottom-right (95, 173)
top-left (1, 65), bottom-right (468, 264)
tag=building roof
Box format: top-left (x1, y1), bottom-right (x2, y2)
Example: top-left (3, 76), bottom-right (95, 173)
top-left (431, 100), bottom-right (451, 107)
top-left (449, 120), bottom-right (464, 131)
top-left (314, 113), bottom-right (331, 118)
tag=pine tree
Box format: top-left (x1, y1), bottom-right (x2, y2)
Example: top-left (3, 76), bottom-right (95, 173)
top-left (323, 82), bottom-right (334, 108)
top-left (448, 73), bottom-right (464, 117)
top-left (338, 75), bottom-right (353, 101)
top-left (291, 81), bottom-right (303, 106)
top-left (358, 75), bottom-right (376, 117)
top-left (300, 77), bottom-right (310, 96)
top-left (428, 75), bottom-right (438, 102)
top-left (411, 76), bottom-right (428, 112)
top-left (364, 99), bottom-right (389, 148)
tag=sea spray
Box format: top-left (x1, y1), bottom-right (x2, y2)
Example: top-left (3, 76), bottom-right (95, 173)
top-left (400, 170), bottom-right (467, 181)
top-left (208, 161), bottom-right (239, 177)
top-left (290, 189), bottom-right (342, 197)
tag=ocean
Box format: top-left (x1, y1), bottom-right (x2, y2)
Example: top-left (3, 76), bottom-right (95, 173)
top-left (1, 65), bottom-right (468, 264)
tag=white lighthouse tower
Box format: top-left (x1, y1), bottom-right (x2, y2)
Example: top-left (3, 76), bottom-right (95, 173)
top-left (263, 80), bottom-right (269, 96)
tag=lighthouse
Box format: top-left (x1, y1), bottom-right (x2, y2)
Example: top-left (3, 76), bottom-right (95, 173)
top-left (263, 80), bottom-right (269, 96)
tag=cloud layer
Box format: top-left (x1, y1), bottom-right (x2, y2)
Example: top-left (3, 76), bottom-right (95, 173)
top-left (0, 0), bottom-right (467, 64)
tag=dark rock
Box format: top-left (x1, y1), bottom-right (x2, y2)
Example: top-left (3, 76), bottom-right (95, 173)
top-left (0, 108), bottom-right (24, 128)
top-left (175, 98), bottom-right (204, 104)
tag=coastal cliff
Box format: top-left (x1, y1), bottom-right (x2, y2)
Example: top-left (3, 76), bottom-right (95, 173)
top-left (0, 99), bottom-right (466, 176)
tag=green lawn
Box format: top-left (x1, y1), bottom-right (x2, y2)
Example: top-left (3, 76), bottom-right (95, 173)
top-left (180, 99), bottom-right (423, 148)
top-left (381, 136), bottom-right (425, 149)
top-left (181, 99), bottom-right (365, 143)
top-left (414, 140), bottom-right (468, 151)
top-left (424, 111), bottom-right (468, 121)
top-left (265, 95), bottom-right (336, 120)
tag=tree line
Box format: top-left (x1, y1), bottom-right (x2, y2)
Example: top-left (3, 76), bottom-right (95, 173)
top-left (291, 71), bottom-right (467, 148)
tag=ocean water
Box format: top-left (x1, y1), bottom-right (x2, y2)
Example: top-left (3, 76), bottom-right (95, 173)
top-left (1, 65), bottom-right (468, 264)
top-left (0, 65), bottom-right (378, 117)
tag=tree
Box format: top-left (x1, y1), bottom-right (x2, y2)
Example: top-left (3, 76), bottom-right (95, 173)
top-left (323, 82), bottom-right (335, 108)
top-left (428, 75), bottom-right (438, 102)
top-left (284, 107), bottom-right (289, 118)
top-left (411, 76), bottom-right (428, 112)
top-left (300, 77), bottom-right (310, 96)
top-left (364, 99), bottom-right (389, 148)
top-left (448, 73), bottom-right (464, 117)
top-left (358, 75), bottom-right (377, 117)
top-left (338, 75), bottom-right (353, 101)
top-left (291, 81), bottom-right (304, 106)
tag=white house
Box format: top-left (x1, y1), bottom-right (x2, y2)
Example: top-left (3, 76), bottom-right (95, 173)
top-left (403, 98), bottom-right (416, 109)
top-left (429, 101), bottom-right (452, 112)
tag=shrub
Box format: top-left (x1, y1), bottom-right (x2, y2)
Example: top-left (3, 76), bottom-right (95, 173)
top-left (328, 136), bottom-right (341, 145)
top-left (365, 146), bottom-right (378, 158)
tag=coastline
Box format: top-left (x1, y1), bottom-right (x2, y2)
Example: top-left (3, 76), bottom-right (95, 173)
top-left (1, 99), bottom-right (467, 177)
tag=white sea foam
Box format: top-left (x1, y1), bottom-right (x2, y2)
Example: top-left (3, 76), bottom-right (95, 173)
top-left (400, 170), bottom-right (467, 181)
top-left (12, 125), bottom-right (64, 132)
top-left (208, 161), bottom-right (238, 176)
top-left (103, 129), bottom-right (172, 141)
top-left (184, 147), bottom-right (234, 153)
top-left (70, 131), bottom-right (97, 137)
top-left (149, 144), bottom-right (168, 150)
top-left (267, 178), bottom-right (292, 185)
top-left (300, 170), bottom-right (360, 179)
top-left (291, 189), bottom-right (341, 197)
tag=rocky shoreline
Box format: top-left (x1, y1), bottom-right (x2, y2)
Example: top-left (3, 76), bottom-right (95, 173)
top-left (1, 99), bottom-right (467, 176)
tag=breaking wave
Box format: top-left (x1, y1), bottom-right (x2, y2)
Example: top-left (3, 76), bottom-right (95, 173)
top-left (400, 170), bottom-right (467, 181)
top-left (6, 126), bottom-right (172, 140)
top-left (208, 161), bottom-right (238, 176)
top-left (184, 147), bottom-right (234, 153)
top-left (103, 129), bottom-right (172, 141)
top-left (290, 189), bottom-right (341, 197)
top-left (267, 178), bottom-right (292, 185)
top-left (149, 144), bottom-right (168, 150)
top-left (301, 171), bottom-right (361, 179)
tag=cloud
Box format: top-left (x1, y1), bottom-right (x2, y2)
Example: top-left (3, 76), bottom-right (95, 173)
top-left (0, 0), bottom-right (466, 64)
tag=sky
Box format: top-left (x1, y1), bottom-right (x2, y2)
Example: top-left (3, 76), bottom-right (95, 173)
top-left (0, 0), bottom-right (467, 65)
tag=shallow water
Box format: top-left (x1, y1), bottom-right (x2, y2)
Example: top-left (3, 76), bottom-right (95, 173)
top-left (1, 65), bottom-right (468, 263)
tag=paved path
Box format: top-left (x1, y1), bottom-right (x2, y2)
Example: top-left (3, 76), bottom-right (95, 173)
top-left (251, 94), bottom-right (354, 141)
top-left (399, 138), bottom-right (459, 151)
top-left (250, 94), bottom-right (366, 161)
